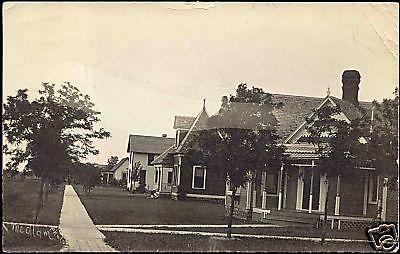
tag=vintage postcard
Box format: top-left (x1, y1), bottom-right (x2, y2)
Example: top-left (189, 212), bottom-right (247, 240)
top-left (2, 2), bottom-right (399, 252)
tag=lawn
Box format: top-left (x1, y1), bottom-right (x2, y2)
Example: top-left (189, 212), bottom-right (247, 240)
top-left (102, 232), bottom-right (376, 252)
top-left (2, 177), bottom-right (65, 252)
top-left (3, 177), bottom-right (65, 225)
top-left (75, 184), bottom-right (243, 225)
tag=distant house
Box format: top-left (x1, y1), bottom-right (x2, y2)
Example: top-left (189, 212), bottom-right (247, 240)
top-left (127, 134), bottom-right (175, 192)
top-left (110, 157), bottom-right (129, 183)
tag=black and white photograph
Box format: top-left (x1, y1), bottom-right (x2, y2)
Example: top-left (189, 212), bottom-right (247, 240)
top-left (2, 2), bottom-right (399, 252)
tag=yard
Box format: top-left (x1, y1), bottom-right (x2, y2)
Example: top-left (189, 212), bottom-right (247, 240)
top-left (76, 185), bottom-right (376, 252)
top-left (2, 177), bottom-right (66, 252)
top-left (74, 184), bottom-right (237, 225)
top-left (103, 232), bottom-right (374, 252)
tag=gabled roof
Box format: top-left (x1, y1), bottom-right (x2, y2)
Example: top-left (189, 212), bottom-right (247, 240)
top-left (127, 135), bottom-right (175, 154)
top-left (152, 145), bottom-right (176, 165)
top-left (174, 116), bottom-right (196, 130)
top-left (155, 93), bottom-right (373, 163)
top-left (271, 94), bottom-right (372, 142)
top-left (109, 157), bottom-right (129, 172)
top-left (175, 107), bottom-right (209, 154)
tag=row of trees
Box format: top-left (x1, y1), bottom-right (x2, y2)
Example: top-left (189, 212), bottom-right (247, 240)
top-left (186, 84), bottom-right (398, 238)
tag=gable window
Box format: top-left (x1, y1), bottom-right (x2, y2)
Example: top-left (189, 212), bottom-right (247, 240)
top-left (266, 173), bottom-right (278, 195)
top-left (368, 173), bottom-right (379, 204)
top-left (192, 166), bottom-right (206, 190)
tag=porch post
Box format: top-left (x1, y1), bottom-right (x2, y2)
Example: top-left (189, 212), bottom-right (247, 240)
top-left (283, 172), bottom-right (288, 209)
top-left (296, 167), bottom-right (304, 210)
top-left (381, 177), bottom-right (388, 221)
top-left (308, 161), bottom-right (315, 213)
top-left (246, 179), bottom-right (252, 210)
top-left (159, 167), bottom-right (163, 192)
top-left (363, 174), bottom-right (368, 216)
top-left (335, 174), bottom-right (341, 215)
top-left (107, 173), bottom-right (110, 185)
top-left (261, 171), bottom-right (266, 209)
top-left (278, 165), bottom-right (283, 211)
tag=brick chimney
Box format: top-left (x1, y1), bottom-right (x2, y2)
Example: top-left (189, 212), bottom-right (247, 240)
top-left (342, 70), bottom-right (360, 106)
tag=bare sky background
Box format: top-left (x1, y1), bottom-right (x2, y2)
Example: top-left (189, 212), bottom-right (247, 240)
top-left (3, 2), bottom-right (399, 165)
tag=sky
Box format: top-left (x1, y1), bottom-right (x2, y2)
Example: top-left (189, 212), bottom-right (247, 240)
top-left (3, 2), bottom-right (399, 165)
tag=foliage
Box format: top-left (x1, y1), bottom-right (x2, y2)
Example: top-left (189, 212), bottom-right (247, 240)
top-left (367, 88), bottom-right (398, 179)
top-left (187, 83), bottom-right (286, 237)
top-left (71, 162), bottom-right (101, 193)
top-left (3, 82), bottom-right (111, 181)
top-left (107, 156), bottom-right (119, 170)
top-left (305, 105), bottom-right (368, 178)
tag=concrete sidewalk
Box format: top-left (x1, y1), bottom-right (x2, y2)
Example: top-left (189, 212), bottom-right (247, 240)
top-left (59, 185), bottom-right (117, 252)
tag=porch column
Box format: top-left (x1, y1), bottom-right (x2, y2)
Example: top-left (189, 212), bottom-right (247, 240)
top-left (278, 165), bottom-right (283, 211)
top-left (246, 180), bottom-right (252, 210)
top-left (107, 173), bottom-right (110, 185)
top-left (363, 175), bottom-right (368, 216)
top-left (159, 167), bottom-right (163, 192)
top-left (283, 172), bottom-right (288, 209)
top-left (335, 174), bottom-right (341, 215)
top-left (261, 171), bottom-right (267, 209)
top-left (308, 161), bottom-right (315, 213)
top-left (381, 177), bottom-right (388, 221)
top-left (296, 167), bottom-right (304, 210)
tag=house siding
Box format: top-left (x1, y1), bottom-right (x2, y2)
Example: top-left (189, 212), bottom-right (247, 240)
top-left (129, 152), bottom-right (158, 191)
top-left (179, 157), bottom-right (225, 197)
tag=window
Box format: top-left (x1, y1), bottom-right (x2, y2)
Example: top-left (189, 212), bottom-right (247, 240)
top-left (148, 154), bottom-right (158, 165)
top-left (266, 173), bottom-right (278, 195)
top-left (192, 166), bottom-right (206, 189)
top-left (368, 173), bottom-right (379, 204)
top-left (167, 171), bottom-right (173, 184)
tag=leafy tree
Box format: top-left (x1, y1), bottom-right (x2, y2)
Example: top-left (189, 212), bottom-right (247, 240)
top-left (3, 82), bottom-right (110, 222)
top-left (305, 104), bottom-right (368, 242)
top-left (188, 84), bottom-right (285, 238)
top-left (367, 88), bottom-right (398, 186)
top-left (130, 161), bottom-right (145, 193)
top-left (107, 156), bottom-right (119, 170)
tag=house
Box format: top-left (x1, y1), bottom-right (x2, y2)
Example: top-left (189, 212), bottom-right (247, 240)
top-left (223, 70), bottom-right (398, 229)
top-left (126, 134), bottom-right (175, 192)
top-left (154, 70), bottom-right (398, 229)
top-left (110, 157), bottom-right (129, 184)
top-left (152, 101), bottom-right (227, 201)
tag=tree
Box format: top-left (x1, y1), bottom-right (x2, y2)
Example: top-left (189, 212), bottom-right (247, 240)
top-left (188, 84), bottom-right (285, 238)
top-left (305, 104), bottom-right (368, 242)
top-left (107, 156), bottom-right (119, 170)
top-left (130, 161), bottom-right (144, 193)
top-left (367, 88), bottom-right (398, 185)
top-left (3, 82), bottom-right (110, 222)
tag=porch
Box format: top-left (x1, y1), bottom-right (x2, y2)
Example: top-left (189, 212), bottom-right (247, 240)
top-left (226, 157), bottom-right (386, 230)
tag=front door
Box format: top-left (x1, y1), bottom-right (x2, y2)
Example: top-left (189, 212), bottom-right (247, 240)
top-left (297, 167), bottom-right (326, 212)
top-left (301, 170), bottom-right (320, 211)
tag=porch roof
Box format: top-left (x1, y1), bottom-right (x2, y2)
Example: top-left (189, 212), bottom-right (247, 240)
top-left (284, 144), bottom-right (319, 159)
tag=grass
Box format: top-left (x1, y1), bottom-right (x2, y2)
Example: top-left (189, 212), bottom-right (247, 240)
top-left (75, 184), bottom-right (377, 252)
top-left (2, 177), bottom-right (65, 252)
top-left (102, 231), bottom-right (376, 252)
top-left (75, 184), bottom-right (244, 225)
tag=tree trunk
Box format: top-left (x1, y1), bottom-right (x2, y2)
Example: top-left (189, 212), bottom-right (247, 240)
top-left (34, 177), bottom-right (45, 223)
top-left (227, 187), bottom-right (237, 238)
top-left (322, 178), bottom-right (330, 243)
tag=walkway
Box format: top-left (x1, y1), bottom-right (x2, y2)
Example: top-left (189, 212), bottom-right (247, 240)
top-left (59, 185), bottom-right (117, 252)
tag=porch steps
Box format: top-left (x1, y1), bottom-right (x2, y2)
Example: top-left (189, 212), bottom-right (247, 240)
top-left (259, 210), bottom-right (320, 228)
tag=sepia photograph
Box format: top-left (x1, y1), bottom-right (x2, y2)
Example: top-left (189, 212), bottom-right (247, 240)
top-left (2, 2), bottom-right (399, 252)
